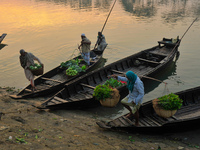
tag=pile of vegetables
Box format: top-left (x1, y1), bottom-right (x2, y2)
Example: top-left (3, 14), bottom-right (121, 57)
top-left (66, 68), bottom-right (78, 76)
top-left (61, 58), bottom-right (87, 76)
top-left (93, 85), bottom-right (113, 101)
top-left (29, 63), bottom-right (42, 70)
top-left (104, 78), bottom-right (125, 88)
top-left (157, 93), bottom-right (183, 110)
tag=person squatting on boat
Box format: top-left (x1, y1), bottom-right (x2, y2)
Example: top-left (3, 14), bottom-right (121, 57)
top-left (19, 49), bottom-right (43, 92)
top-left (110, 71), bottom-right (144, 126)
top-left (97, 32), bottom-right (107, 51)
top-left (78, 33), bottom-right (91, 66)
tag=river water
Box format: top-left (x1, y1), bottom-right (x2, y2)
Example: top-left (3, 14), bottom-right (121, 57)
top-left (0, 0), bottom-right (200, 118)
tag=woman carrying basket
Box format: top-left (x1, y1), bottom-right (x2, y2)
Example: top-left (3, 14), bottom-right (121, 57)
top-left (110, 71), bottom-right (144, 126)
top-left (19, 49), bottom-right (43, 92)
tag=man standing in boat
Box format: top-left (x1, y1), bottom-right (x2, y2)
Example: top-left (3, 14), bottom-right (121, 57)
top-left (97, 32), bottom-right (107, 51)
top-left (78, 33), bottom-right (91, 66)
top-left (110, 71), bottom-right (144, 126)
top-left (19, 49), bottom-right (43, 92)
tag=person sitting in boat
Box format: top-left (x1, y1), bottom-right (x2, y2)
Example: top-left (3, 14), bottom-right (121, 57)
top-left (19, 49), bottom-right (43, 92)
top-left (97, 32), bottom-right (107, 51)
top-left (110, 71), bottom-right (144, 126)
top-left (78, 33), bottom-right (91, 66)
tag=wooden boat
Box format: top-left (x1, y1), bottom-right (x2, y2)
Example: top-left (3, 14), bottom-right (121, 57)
top-left (10, 47), bottom-right (107, 99)
top-left (0, 33), bottom-right (7, 50)
top-left (0, 33), bottom-right (7, 44)
top-left (96, 86), bottom-right (200, 133)
top-left (40, 37), bottom-right (181, 110)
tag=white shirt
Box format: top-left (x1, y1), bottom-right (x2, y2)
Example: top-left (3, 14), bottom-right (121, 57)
top-left (118, 76), bottom-right (144, 105)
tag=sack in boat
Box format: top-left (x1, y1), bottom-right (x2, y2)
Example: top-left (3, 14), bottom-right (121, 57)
top-left (152, 99), bottom-right (177, 118)
top-left (100, 88), bottom-right (120, 108)
top-left (31, 65), bottom-right (44, 76)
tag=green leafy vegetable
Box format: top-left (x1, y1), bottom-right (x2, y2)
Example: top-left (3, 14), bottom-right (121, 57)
top-left (29, 63), bottom-right (42, 70)
top-left (93, 85), bottom-right (113, 101)
top-left (158, 93), bottom-right (183, 110)
top-left (104, 78), bottom-right (124, 88)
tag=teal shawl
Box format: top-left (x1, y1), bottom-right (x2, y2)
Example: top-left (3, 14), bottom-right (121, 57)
top-left (126, 71), bottom-right (137, 92)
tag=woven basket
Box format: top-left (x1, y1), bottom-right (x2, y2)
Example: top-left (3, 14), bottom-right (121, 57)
top-left (152, 99), bottom-right (177, 118)
top-left (31, 65), bottom-right (44, 76)
top-left (100, 88), bottom-right (120, 107)
top-left (67, 73), bottom-right (78, 79)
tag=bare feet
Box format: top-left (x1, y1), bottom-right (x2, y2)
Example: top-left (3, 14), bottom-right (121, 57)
top-left (31, 87), bottom-right (37, 92)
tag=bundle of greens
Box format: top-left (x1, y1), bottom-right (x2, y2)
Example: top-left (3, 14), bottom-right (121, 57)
top-left (103, 78), bottom-right (125, 88)
top-left (29, 63), bottom-right (42, 70)
top-left (93, 85), bottom-right (113, 101)
top-left (157, 93), bottom-right (183, 110)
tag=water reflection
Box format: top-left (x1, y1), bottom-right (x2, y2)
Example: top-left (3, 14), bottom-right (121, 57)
top-left (120, 0), bottom-right (156, 18)
top-left (144, 60), bottom-right (177, 95)
top-left (36, 0), bottom-right (112, 10)
top-left (119, 0), bottom-right (200, 24)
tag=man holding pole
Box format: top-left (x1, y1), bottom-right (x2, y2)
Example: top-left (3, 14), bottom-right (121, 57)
top-left (78, 33), bottom-right (91, 66)
top-left (97, 32), bottom-right (107, 51)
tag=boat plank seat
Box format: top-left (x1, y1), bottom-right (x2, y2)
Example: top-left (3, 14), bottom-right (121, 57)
top-left (148, 51), bottom-right (168, 57)
top-left (47, 102), bottom-right (56, 106)
top-left (151, 115), bottom-right (166, 124)
top-left (158, 40), bottom-right (176, 47)
top-left (49, 99), bottom-right (60, 104)
top-left (54, 96), bottom-right (68, 103)
top-left (121, 116), bottom-right (135, 126)
top-left (41, 77), bottom-right (62, 83)
top-left (68, 97), bottom-right (80, 101)
top-left (139, 118), bottom-right (151, 126)
top-left (137, 58), bottom-right (161, 64)
top-left (96, 121), bottom-right (111, 129)
top-left (145, 116), bottom-right (161, 126)
top-left (80, 83), bottom-right (95, 89)
top-left (77, 92), bottom-right (93, 99)
top-left (112, 119), bottom-right (124, 127)
top-left (110, 69), bottom-right (125, 75)
top-left (24, 89), bottom-right (32, 93)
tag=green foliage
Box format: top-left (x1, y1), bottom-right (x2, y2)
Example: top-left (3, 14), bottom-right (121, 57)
top-left (66, 67), bottom-right (78, 76)
top-left (60, 59), bottom-right (78, 68)
top-left (158, 93), bottom-right (183, 110)
top-left (61, 59), bottom-right (87, 75)
top-left (93, 85), bottom-right (113, 101)
top-left (29, 63), bottom-right (42, 70)
top-left (15, 137), bottom-right (27, 144)
top-left (81, 65), bottom-right (87, 71)
top-left (104, 78), bottom-right (124, 88)
top-left (128, 136), bottom-right (135, 142)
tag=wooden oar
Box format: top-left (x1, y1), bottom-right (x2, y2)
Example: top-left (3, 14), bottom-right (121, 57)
top-left (167, 17), bottom-right (198, 58)
top-left (139, 75), bottom-right (167, 85)
top-left (94, 0), bottom-right (117, 49)
top-left (109, 69), bottom-right (167, 84)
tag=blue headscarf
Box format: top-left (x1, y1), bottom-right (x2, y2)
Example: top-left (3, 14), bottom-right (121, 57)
top-left (126, 71), bottom-right (137, 92)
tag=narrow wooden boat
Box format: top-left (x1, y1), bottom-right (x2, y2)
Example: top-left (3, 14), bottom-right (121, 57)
top-left (97, 86), bottom-right (200, 133)
top-left (0, 33), bottom-right (7, 44)
top-left (10, 47), bottom-right (106, 99)
top-left (40, 37), bottom-right (181, 110)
